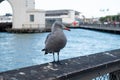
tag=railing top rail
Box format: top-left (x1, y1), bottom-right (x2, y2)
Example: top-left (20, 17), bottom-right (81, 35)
top-left (0, 49), bottom-right (120, 80)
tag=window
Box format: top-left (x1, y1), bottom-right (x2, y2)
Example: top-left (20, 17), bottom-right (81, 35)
top-left (45, 13), bottom-right (68, 16)
top-left (30, 15), bottom-right (34, 22)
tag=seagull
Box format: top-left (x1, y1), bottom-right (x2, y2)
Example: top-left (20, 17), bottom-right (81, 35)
top-left (42, 21), bottom-right (70, 62)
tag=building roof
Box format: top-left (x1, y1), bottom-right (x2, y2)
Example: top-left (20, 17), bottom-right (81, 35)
top-left (46, 9), bottom-right (80, 16)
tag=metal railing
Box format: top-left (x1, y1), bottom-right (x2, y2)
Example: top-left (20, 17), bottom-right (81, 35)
top-left (93, 74), bottom-right (109, 80)
top-left (81, 24), bottom-right (120, 28)
top-left (22, 24), bottom-right (45, 29)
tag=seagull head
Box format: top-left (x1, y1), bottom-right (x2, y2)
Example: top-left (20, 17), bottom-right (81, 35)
top-left (52, 21), bottom-right (70, 32)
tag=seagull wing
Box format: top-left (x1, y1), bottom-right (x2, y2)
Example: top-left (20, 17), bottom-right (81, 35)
top-left (45, 33), bottom-right (52, 44)
top-left (42, 33), bottom-right (52, 53)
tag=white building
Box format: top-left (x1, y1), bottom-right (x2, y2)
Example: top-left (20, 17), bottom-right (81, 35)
top-left (24, 9), bottom-right (45, 29)
top-left (0, 8), bottom-right (80, 28)
top-left (0, 14), bottom-right (12, 23)
top-left (45, 9), bottom-right (80, 27)
top-left (0, 0), bottom-right (45, 29)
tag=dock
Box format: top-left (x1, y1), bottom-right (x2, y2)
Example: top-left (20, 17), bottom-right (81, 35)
top-left (1, 23), bottom-right (120, 34)
top-left (0, 49), bottom-right (120, 80)
top-left (0, 22), bottom-right (51, 33)
top-left (6, 28), bottom-right (49, 33)
top-left (80, 24), bottom-right (120, 34)
top-left (0, 22), bottom-right (12, 32)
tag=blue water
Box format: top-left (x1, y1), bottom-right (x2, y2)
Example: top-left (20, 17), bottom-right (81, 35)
top-left (0, 29), bottom-right (120, 72)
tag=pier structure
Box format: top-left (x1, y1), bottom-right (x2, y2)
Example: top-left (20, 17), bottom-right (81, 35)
top-left (80, 24), bottom-right (120, 34)
top-left (0, 49), bottom-right (120, 80)
top-left (0, 0), bottom-right (45, 31)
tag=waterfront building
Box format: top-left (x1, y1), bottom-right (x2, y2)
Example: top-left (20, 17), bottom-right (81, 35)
top-left (45, 9), bottom-right (80, 27)
top-left (0, 13), bottom-right (12, 23)
top-left (0, 0), bottom-right (45, 29)
top-left (0, 9), bottom-right (81, 28)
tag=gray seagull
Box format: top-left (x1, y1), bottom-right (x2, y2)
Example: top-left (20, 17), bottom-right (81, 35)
top-left (42, 21), bottom-right (70, 62)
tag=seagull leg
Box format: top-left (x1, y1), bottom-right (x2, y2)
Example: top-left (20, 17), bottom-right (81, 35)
top-left (57, 52), bottom-right (60, 62)
top-left (53, 52), bottom-right (55, 62)
top-left (56, 52), bottom-right (62, 64)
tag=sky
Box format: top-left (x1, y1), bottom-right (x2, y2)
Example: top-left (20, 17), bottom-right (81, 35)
top-left (0, 0), bottom-right (120, 18)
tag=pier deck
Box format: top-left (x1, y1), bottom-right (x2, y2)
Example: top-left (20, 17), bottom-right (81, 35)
top-left (80, 24), bottom-right (120, 34)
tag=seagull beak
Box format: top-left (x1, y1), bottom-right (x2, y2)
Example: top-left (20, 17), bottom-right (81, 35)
top-left (63, 26), bottom-right (71, 31)
top-left (62, 23), bottom-right (71, 31)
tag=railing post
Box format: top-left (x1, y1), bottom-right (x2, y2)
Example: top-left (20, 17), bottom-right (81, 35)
top-left (109, 70), bottom-right (120, 80)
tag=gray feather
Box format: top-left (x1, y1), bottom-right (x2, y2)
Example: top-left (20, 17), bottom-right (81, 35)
top-left (42, 21), bottom-right (67, 54)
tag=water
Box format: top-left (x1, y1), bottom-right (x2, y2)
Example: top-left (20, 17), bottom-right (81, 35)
top-left (0, 29), bottom-right (120, 72)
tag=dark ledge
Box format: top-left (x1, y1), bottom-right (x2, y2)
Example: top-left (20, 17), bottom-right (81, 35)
top-left (0, 49), bottom-right (120, 80)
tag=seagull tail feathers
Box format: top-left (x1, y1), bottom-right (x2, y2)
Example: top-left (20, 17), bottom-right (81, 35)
top-left (42, 49), bottom-right (45, 51)
top-left (42, 49), bottom-right (48, 55)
